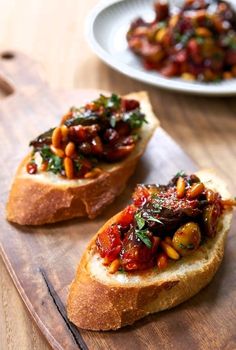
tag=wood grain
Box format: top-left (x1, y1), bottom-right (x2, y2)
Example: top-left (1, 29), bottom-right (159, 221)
top-left (0, 1), bottom-right (235, 350)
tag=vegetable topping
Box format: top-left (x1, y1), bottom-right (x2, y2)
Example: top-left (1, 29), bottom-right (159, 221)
top-left (127, 0), bottom-right (236, 82)
top-left (96, 172), bottom-right (236, 273)
top-left (26, 94), bottom-right (147, 179)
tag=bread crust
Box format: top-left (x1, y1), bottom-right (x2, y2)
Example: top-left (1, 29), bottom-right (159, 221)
top-left (6, 91), bottom-right (159, 225)
top-left (67, 170), bottom-right (234, 330)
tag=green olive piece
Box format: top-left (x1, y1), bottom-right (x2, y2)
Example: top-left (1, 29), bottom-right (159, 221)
top-left (202, 204), bottom-right (219, 238)
top-left (172, 222), bottom-right (201, 256)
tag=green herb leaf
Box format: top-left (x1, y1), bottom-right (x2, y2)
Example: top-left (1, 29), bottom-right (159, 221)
top-left (152, 198), bottom-right (164, 213)
top-left (107, 94), bottom-right (121, 109)
top-left (178, 243), bottom-right (195, 250)
top-left (175, 170), bottom-right (186, 178)
top-left (157, 21), bottom-right (167, 29)
top-left (187, 243), bottom-right (195, 250)
top-left (147, 215), bottom-right (164, 225)
top-left (118, 267), bottom-right (126, 273)
top-left (196, 36), bottom-right (204, 45)
top-left (40, 145), bottom-right (63, 175)
top-left (135, 229), bottom-right (152, 249)
top-left (123, 110), bottom-right (147, 129)
top-left (47, 155), bottom-right (63, 174)
top-left (179, 243), bottom-right (186, 249)
top-left (40, 145), bottom-right (52, 160)
top-left (135, 211), bottom-right (145, 230)
top-left (74, 159), bottom-right (82, 172)
top-left (96, 94), bottom-right (121, 110)
top-left (110, 115), bottom-right (117, 128)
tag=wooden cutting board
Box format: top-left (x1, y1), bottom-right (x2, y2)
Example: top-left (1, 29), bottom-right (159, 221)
top-left (0, 52), bottom-right (235, 350)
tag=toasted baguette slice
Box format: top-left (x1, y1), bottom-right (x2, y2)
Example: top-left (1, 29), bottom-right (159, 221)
top-left (6, 91), bottom-right (159, 225)
top-left (67, 170), bottom-right (234, 330)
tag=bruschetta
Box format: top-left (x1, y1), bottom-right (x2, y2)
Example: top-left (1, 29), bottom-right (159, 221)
top-left (67, 169), bottom-right (235, 330)
top-left (6, 91), bottom-right (158, 225)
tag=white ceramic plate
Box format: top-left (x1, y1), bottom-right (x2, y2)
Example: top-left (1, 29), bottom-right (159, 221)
top-left (86, 0), bottom-right (236, 95)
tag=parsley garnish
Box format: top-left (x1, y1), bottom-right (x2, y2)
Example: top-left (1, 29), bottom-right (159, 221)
top-left (40, 145), bottom-right (52, 159)
top-left (196, 36), bottom-right (204, 45)
top-left (179, 243), bottom-right (186, 249)
top-left (118, 267), bottom-right (126, 273)
top-left (135, 229), bottom-right (152, 249)
top-left (157, 21), bottom-right (167, 29)
top-left (47, 155), bottom-right (63, 174)
top-left (123, 110), bottom-right (147, 129)
top-left (175, 170), bottom-right (186, 178)
top-left (107, 94), bottom-right (121, 109)
top-left (74, 159), bottom-right (82, 172)
top-left (179, 243), bottom-right (195, 250)
top-left (96, 94), bottom-right (121, 109)
top-left (110, 115), bottom-right (117, 128)
top-left (152, 198), bottom-right (164, 213)
top-left (40, 145), bottom-right (63, 174)
top-left (147, 215), bottom-right (163, 225)
top-left (135, 211), bottom-right (145, 230)
top-left (187, 243), bottom-right (195, 250)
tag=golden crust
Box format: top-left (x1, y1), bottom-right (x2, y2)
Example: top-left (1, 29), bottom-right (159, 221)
top-left (67, 170), bottom-right (233, 330)
top-left (6, 91), bottom-right (159, 225)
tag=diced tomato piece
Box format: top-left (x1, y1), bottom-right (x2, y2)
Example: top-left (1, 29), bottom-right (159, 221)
top-left (96, 224), bottom-right (122, 260)
top-left (160, 62), bottom-right (179, 77)
top-left (174, 49), bottom-right (187, 64)
top-left (26, 162), bottom-right (37, 174)
top-left (105, 144), bottom-right (135, 161)
top-left (132, 185), bottom-right (150, 207)
top-left (121, 98), bottom-right (140, 112)
top-left (69, 125), bottom-right (99, 142)
top-left (188, 39), bottom-right (199, 54)
top-left (103, 129), bottom-right (119, 145)
top-left (120, 230), bottom-right (158, 271)
top-left (187, 39), bottom-right (202, 64)
top-left (118, 205), bottom-right (136, 228)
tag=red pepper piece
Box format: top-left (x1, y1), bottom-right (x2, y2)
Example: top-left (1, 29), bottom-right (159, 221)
top-left (132, 185), bottom-right (150, 207)
top-left (96, 224), bottom-right (122, 260)
top-left (118, 205), bottom-right (136, 228)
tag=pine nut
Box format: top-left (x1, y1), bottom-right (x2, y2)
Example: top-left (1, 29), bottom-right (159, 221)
top-left (223, 72), bottom-right (233, 80)
top-left (61, 125), bottom-right (69, 141)
top-left (176, 176), bottom-right (185, 198)
top-left (64, 157), bottom-right (74, 179)
top-left (195, 27), bottom-right (212, 37)
top-left (102, 257), bottom-right (111, 266)
top-left (65, 142), bottom-right (75, 157)
top-left (161, 241), bottom-right (180, 260)
top-left (109, 259), bottom-right (120, 274)
top-left (84, 167), bottom-right (102, 179)
top-left (50, 145), bottom-right (65, 158)
top-left (52, 127), bottom-right (62, 148)
top-left (187, 182), bottom-right (205, 199)
top-left (181, 73), bottom-right (195, 81)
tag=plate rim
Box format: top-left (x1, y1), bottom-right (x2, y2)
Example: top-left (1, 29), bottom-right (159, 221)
top-left (85, 0), bottom-right (236, 96)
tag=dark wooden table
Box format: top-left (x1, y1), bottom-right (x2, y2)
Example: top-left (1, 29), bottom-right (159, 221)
top-left (0, 1), bottom-right (235, 349)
